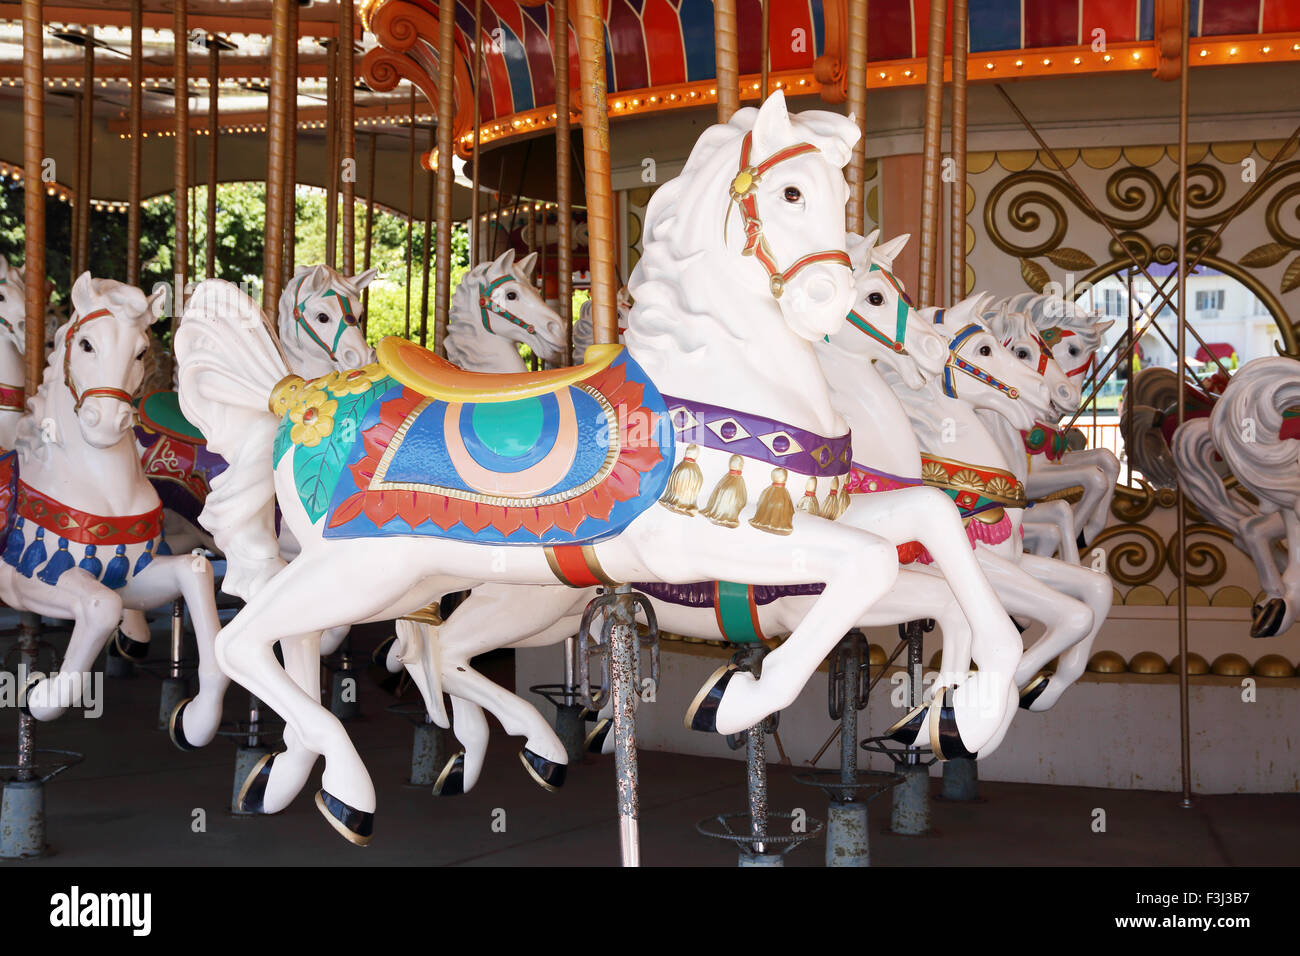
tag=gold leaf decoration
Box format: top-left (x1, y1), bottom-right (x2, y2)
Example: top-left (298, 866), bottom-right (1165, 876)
top-left (1019, 257), bottom-right (1050, 293)
top-left (1045, 246), bottom-right (1097, 270)
top-left (1283, 255), bottom-right (1300, 294)
top-left (1240, 242), bottom-right (1291, 268)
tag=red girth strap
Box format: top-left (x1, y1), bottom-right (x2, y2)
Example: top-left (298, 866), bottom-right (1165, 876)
top-left (728, 132), bottom-right (852, 299)
top-left (63, 307), bottom-right (135, 411)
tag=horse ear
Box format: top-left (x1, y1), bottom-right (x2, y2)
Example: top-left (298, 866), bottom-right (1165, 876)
top-left (751, 89), bottom-right (793, 156)
top-left (1093, 317), bottom-right (1116, 337)
top-left (144, 287), bottom-right (166, 325)
top-left (0, 259), bottom-right (10, 282)
top-left (292, 264), bottom-right (313, 279)
top-left (516, 251), bottom-right (539, 278)
top-left (846, 232), bottom-right (872, 273)
top-left (498, 247), bottom-right (517, 273)
top-left (351, 268), bottom-right (379, 291)
top-left (70, 271), bottom-right (96, 318)
top-left (873, 233), bottom-right (910, 270)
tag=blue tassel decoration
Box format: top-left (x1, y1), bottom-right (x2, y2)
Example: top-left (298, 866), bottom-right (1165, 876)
top-left (133, 539), bottom-right (156, 576)
top-left (156, 536), bottom-right (172, 557)
top-left (17, 526), bottom-right (47, 578)
top-left (37, 537), bottom-right (75, 585)
top-left (102, 544), bottom-right (130, 589)
top-left (2, 517), bottom-right (24, 567)
top-left (78, 544), bottom-right (103, 581)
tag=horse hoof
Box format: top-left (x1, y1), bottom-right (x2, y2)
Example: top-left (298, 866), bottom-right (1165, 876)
top-left (110, 629), bottom-right (150, 661)
top-left (236, 751), bottom-right (281, 814)
top-left (579, 706), bottom-right (599, 723)
top-left (314, 790), bottom-right (374, 846)
top-left (431, 751), bottom-right (465, 797)
top-left (1076, 531), bottom-right (1089, 552)
top-left (1251, 598), bottom-right (1286, 638)
top-left (584, 718), bottom-right (612, 754)
top-left (1018, 674), bottom-right (1050, 711)
top-left (1010, 614), bottom-right (1030, 634)
top-left (928, 687), bottom-right (977, 761)
top-left (884, 704), bottom-right (925, 744)
top-left (519, 748), bottom-right (566, 792)
top-left (685, 664), bottom-right (738, 733)
top-left (168, 698), bottom-right (200, 752)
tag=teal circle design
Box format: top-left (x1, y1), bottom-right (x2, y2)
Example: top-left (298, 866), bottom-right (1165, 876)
top-left (471, 397), bottom-right (545, 459)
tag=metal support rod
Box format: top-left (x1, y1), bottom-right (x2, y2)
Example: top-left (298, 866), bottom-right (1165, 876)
top-left (341, 0), bottom-right (356, 275)
top-left (262, 0), bottom-right (291, 310)
top-left (575, 0), bottom-right (617, 344)
top-left (127, 1), bottom-right (142, 284)
top-left (844, 0), bottom-right (868, 233)
top-left (420, 125), bottom-right (434, 347)
top-left (916, 0), bottom-right (947, 308)
top-left (325, 38), bottom-right (339, 268)
top-left (76, 28), bottom-right (93, 277)
top-left (1175, 0), bottom-right (1193, 809)
top-left (205, 40), bottom-right (219, 277)
top-left (16, 612), bottom-right (39, 783)
top-left (433, 0), bottom-right (457, 356)
top-left (839, 638), bottom-right (860, 786)
top-left (553, 0), bottom-right (572, 354)
top-left (173, 0), bottom-right (188, 321)
top-left (22, 0), bottom-right (44, 394)
top-left (759, 0), bottom-right (770, 100)
top-left (608, 585), bottom-right (640, 866)
top-left (404, 85), bottom-right (414, 339)
top-left (949, 0), bottom-right (968, 306)
top-left (170, 598), bottom-right (184, 680)
top-left (907, 621), bottom-right (922, 765)
top-left (362, 131), bottom-right (376, 334)
top-left (469, 0), bottom-right (482, 267)
top-left (746, 706), bottom-right (768, 854)
top-left (713, 0), bottom-right (739, 122)
top-left (283, 0), bottom-right (298, 285)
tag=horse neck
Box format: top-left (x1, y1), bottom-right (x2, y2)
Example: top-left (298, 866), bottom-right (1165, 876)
top-left (977, 407), bottom-right (1031, 483)
top-left (628, 252), bottom-right (843, 436)
top-left (816, 344), bottom-right (921, 478)
top-left (907, 384), bottom-right (1013, 474)
top-left (446, 312), bottom-right (528, 373)
top-left (0, 336), bottom-right (22, 388)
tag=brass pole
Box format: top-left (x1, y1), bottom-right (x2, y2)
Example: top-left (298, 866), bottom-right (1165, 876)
top-left (22, 0), bottom-right (44, 396)
top-left (325, 37), bottom-right (339, 268)
top-left (405, 85), bottom-right (415, 339)
top-left (263, 0), bottom-right (291, 310)
top-left (917, 0), bottom-right (947, 309)
top-left (469, 0), bottom-right (482, 267)
top-left (845, 0), bottom-right (868, 233)
top-left (1174, 0), bottom-right (1193, 810)
top-left (76, 29), bottom-right (93, 277)
top-left (554, 0), bottom-right (572, 355)
top-left (759, 0), bottom-right (769, 100)
top-left (421, 125), bottom-right (434, 348)
top-left (433, 0), bottom-right (456, 356)
top-left (206, 40), bottom-right (219, 277)
top-left (574, 4), bottom-right (616, 346)
top-left (362, 131), bottom-right (376, 335)
top-left (126, 0), bottom-right (142, 285)
top-left (71, 92), bottom-right (81, 277)
top-left (173, 0), bottom-right (188, 321)
top-left (340, 0), bottom-right (356, 274)
top-left (713, 0), bottom-right (739, 122)
top-left (283, 0), bottom-right (298, 284)
top-left (949, 0), bottom-right (968, 305)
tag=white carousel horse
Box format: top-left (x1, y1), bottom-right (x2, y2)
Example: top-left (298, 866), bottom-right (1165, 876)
top-left (0, 259), bottom-right (30, 451)
top-left (447, 248), bottom-right (569, 372)
top-left (1173, 358), bottom-right (1300, 637)
top-left (0, 274), bottom-right (224, 746)
top-left (392, 230), bottom-right (1041, 794)
top-left (173, 91), bottom-right (999, 844)
top-left (573, 286), bottom-right (631, 363)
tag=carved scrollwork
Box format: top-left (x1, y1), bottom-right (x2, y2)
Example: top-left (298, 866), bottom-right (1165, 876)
top-left (1164, 525), bottom-right (1234, 588)
top-left (1092, 524), bottom-right (1167, 587)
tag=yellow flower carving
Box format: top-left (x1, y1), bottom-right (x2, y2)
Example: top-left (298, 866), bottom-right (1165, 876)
top-left (289, 389), bottom-right (338, 447)
top-left (324, 364), bottom-right (385, 396)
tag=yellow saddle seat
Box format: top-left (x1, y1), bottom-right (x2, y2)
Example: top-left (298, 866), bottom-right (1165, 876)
top-left (376, 337), bottom-right (623, 404)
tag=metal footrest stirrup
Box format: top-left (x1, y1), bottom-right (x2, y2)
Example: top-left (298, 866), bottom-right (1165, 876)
top-left (861, 619), bottom-right (940, 765)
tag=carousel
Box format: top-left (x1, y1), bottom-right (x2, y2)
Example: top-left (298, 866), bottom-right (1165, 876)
top-left (0, 0), bottom-right (1295, 870)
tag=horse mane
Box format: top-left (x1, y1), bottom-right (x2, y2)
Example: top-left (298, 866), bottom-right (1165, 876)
top-left (976, 292), bottom-right (1036, 343)
top-left (1022, 292), bottom-right (1112, 351)
top-left (445, 260), bottom-right (503, 368)
top-left (1212, 358), bottom-right (1300, 508)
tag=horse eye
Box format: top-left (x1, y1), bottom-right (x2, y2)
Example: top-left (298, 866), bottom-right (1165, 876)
top-left (506, 291), bottom-right (518, 301)
top-left (783, 186), bottom-right (802, 203)
top-left (0, 293), bottom-right (6, 302)
top-left (1016, 348), bottom-right (1030, 359)
top-left (79, 338), bottom-right (93, 353)
top-left (316, 312), bottom-right (330, 324)
top-left (136, 349), bottom-right (147, 361)
top-left (978, 345), bottom-right (992, 357)
top-left (1069, 345), bottom-right (1079, 355)
top-left (867, 292), bottom-right (885, 307)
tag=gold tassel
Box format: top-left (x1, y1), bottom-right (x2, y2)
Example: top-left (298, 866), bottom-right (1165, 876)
top-left (701, 454), bottom-right (747, 528)
top-left (657, 443), bottom-right (704, 516)
top-left (836, 477), bottom-right (851, 519)
top-left (750, 467), bottom-right (795, 535)
top-left (796, 477), bottom-right (819, 515)
top-left (820, 476), bottom-right (841, 519)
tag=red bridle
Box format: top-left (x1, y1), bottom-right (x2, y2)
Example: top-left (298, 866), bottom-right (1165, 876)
top-left (64, 308), bottom-right (135, 412)
top-left (1039, 326), bottom-right (1094, 378)
top-left (727, 131), bottom-right (853, 299)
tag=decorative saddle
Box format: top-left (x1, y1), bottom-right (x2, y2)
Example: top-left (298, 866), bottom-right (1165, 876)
top-left (135, 390), bottom-right (228, 525)
top-left (271, 340), bottom-right (674, 546)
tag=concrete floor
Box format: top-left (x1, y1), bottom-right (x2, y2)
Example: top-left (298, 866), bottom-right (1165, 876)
top-left (1, 617), bottom-right (1297, 867)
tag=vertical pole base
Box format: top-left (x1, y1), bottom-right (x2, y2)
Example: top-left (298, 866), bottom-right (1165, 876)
top-left (555, 702), bottom-right (586, 764)
top-left (409, 720), bottom-right (445, 787)
top-left (890, 764), bottom-right (931, 836)
top-left (0, 779), bottom-right (46, 858)
top-left (738, 849), bottom-right (783, 867)
top-left (104, 651), bottom-right (135, 680)
top-left (329, 669), bottom-right (360, 722)
top-left (941, 757), bottom-right (978, 802)
top-left (231, 745), bottom-right (271, 815)
top-left (158, 677), bottom-right (189, 732)
top-left (826, 799), bottom-right (870, 866)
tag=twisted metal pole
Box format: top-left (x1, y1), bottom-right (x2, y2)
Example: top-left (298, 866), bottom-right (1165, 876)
top-left (949, 0), bottom-right (968, 305)
top-left (341, 0), bottom-right (356, 274)
top-left (21, 0), bottom-right (43, 422)
top-left (325, 37), bottom-right (339, 267)
top-left (173, 0), bottom-right (188, 321)
top-left (206, 40), bottom-right (219, 277)
top-left (845, 0), bottom-right (868, 233)
top-left (262, 0), bottom-right (291, 310)
top-left (433, 0), bottom-right (456, 356)
top-left (917, 0), bottom-right (948, 308)
top-left (283, 0), bottom-right (298, 285)
top-left (713, 0), bottom-right (739, 122)
top-left (75, 28), bottom-right (93, 277)
top-left (1174, 0), bottom-right (1193, 810)
top-left (554, 0), bottom-right (572, 354)
top-left (127, 0), bottom-right (142, 285)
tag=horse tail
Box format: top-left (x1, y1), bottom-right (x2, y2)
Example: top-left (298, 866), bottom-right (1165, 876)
top-left (1211, 357), bottom-right (1300, 511)
top-left (174, 279), bottom-right (290, 600)
top-left (1172, 417), bottom-right (1255, 533)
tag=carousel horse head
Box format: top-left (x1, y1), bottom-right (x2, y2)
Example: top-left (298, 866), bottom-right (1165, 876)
top-left (832, 230), bottom-right (948, 388)
top-left (0, 259), bottom-right (27, 356)
top-left (572, 286), bottom-right (632, 361)
top-left (33, 272), bottom-right (159, 451)
top-left (279, 264), bottom-right (377, 378)
top-left (636, 89), bottom-right (860, 343)
top-left (1015, 292), bottom-right (1114, 390)
top-left (979, 292), bottom-right (1079, 420)
top-left (448, 247), bottom-right (568, 370)
top-left (931, 304), bottom-right (1053, 431)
